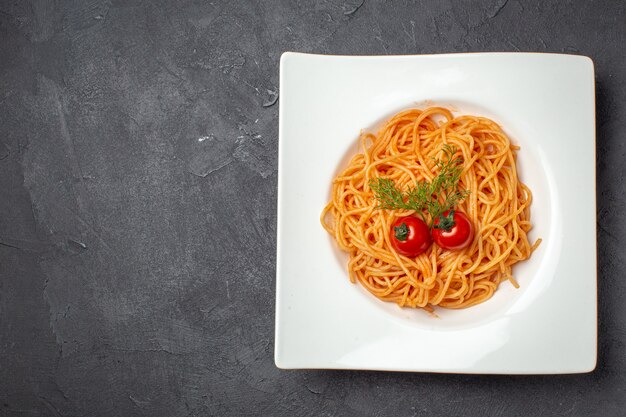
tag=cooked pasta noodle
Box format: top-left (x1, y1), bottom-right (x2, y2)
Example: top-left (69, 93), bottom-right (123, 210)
top-left (321, 107), bottom-right (541, 311)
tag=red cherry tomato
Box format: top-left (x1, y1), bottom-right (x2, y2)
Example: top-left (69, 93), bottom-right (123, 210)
top-left (390, 216), bottom-right (431, 257)
top-left (432, 210), bottom-right (474, 250)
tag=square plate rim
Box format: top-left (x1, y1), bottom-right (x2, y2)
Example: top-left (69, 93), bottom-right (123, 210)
top-left (275, 51), bottom-right (597, 374)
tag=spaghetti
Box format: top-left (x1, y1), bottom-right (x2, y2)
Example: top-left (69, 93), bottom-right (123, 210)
top-left (321, 107), bottom-right (541, 311)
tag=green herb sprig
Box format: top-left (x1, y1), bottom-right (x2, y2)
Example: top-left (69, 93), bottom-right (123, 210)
top-left (369, 145), bottom-right (470, 225)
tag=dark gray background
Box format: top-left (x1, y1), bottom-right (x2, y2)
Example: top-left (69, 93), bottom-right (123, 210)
top-left (1, 0), bottom-right (624, 416)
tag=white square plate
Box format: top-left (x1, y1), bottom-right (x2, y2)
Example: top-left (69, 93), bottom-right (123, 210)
top-left (275, 52), bottom-right (596, 374)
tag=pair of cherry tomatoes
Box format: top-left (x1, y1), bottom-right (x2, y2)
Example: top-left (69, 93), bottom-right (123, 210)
top-left (390, 210), bottom-right (473, 257)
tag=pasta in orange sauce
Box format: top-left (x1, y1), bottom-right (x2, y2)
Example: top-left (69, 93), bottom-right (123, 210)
top-left (321, 107), bottom-right (541, 311)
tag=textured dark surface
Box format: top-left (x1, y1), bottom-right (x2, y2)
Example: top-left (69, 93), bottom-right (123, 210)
top-left (0, 0), bottom-right (624, 416)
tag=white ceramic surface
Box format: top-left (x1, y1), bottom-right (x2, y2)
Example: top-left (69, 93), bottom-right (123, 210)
top-left (275, 52), bottom-right (596, 374)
